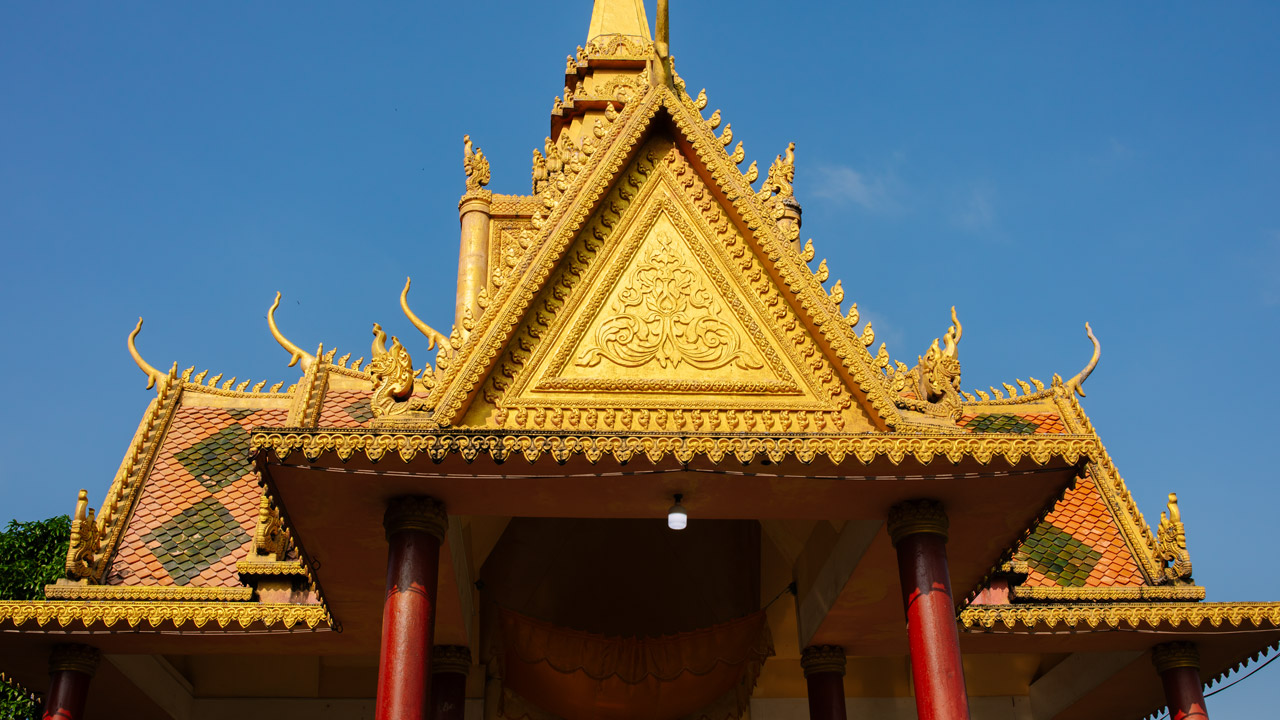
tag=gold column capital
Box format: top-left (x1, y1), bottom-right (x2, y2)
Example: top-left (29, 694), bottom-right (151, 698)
top-left (1152, 641), bottom-right (1200, 674)
top-left (432, 645), bottom-right (473, 676)
top-left (800, 645), bottom-right (847, 677)
top-left (49, 643), bottom-right (100, 676)
top-left (458, 191), bottom-right (494, 217)
top-left (384, 496), bottom-right (448, 541)
top-left (887, 499), bottom-right (949, 545)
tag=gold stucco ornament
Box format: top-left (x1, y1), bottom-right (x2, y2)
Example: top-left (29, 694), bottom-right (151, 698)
top-left (1155, 492), bottom-right (1193, 583)
top-left (368, 323), bottom-right (415, 418)
top-left (463, 134), bottom-right (490, 191)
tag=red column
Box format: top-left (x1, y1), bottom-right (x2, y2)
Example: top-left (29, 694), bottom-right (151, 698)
top-left (889, 500), bottom-right (970, 720)
top-left (42, 644), bottom-right (99, 720)
top-left (801, 645), bottom-right (847, 720)
top-left (430, 645), bottom-right (472, 720)
top-left (1153, 642), bottom-right (1210, 720)
top-left (376, 496), bottom-right (448, 720)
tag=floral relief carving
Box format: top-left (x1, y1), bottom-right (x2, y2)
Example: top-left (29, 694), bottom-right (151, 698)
top-left (575, 231), bottom-right (762, 373)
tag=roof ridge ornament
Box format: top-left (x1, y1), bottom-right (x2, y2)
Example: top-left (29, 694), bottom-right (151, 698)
top-left (127, 317), bottom-right (167, 390)
top-left (1061, 322), bottom-right (1100, 398)
top-left (267, 292), bottom-right (315, 370)
top-left (401, 277), bottom-right (452, 353)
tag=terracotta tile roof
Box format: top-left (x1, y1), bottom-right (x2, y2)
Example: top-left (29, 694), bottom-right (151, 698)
top-left (1015, 473), bottom-right (1146, 588)
top-left (107, 405), bottom-right (288, 587)
top-left (960, 412), bottom-right (1067, 435)
top-left (317, 389), bottom-right (373, 428)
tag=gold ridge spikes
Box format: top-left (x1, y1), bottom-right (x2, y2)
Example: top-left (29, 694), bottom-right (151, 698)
top-left (846, 302), bottom-right (860, 326)
top-left (268, 292), bottom-right (315, 370)
top-left (744, 160), bottom-right (758, 184)
top-left (719, 123), bottom-right (732, 146)
top-left (815, 259), bottom-right (829, 283)
top-left (127, 317), bottom-right (168, 390)
top-left (828, 279), bottom-right (844, 306)
top-left (729, 141), bottom-right (745, 165)
top-left (707, 109), bottom-right (722, 130)
top-left (801, 239), bottom-right (815, 263)
top-left (693, 88), bottom-right (707, 110)
top-left (401, 277), bottom-right (452, 354)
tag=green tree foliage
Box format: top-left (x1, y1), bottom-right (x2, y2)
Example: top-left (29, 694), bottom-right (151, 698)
top-left (0, 677), bottom-right (38, 720)
top-left (0, 516), bottom-right (70, 718)
top-left (0, 516), bottom-right (71, 601)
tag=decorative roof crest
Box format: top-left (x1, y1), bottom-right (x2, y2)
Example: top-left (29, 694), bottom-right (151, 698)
top-left (267, 291), bottom-right (315, 371)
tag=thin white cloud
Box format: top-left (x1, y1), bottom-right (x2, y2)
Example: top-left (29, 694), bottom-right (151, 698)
top-left (952, 182), bottom-right (997, 233)
top-left (811, 165), bottom-right (898, 213)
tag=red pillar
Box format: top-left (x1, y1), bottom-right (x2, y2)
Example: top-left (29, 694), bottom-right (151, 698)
top-left (42, 644), bottom-right (99, 720)
top-left (376, 496), bottom-right (448, 720)
top-left (430, 645), bottom-right (472, 720)
top-left (1153, 642), bottom-right (1210, 720)
top-left (889, 499), bottom-right (970, 720)
top-left (801, 645), bottom-right (847, 720)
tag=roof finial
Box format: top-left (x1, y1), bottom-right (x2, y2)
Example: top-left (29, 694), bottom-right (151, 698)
top-left (267, 292), bottom-right (315, 370)
top-left (656, 0), bottom-right (670, 58)
top-left (1064, 322), bottom-right (1100, 398)
top-left (587, 0), bottom-right (652, 43)
top-left (127, 317), bottom-right (166, 390)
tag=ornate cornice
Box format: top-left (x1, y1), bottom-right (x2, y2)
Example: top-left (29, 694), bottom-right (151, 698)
top-left (49, 643), bottom-right (100, 676)
top-left (1008, 585), bottom-right (1205, 604)
top-left (887, 499), bottom-right (949, 545)
top-left (0, 601), bottom-right (331, 631)
top-left (1151, 641), bottom-right (1200, 673)
top-left (44, 585), bottom-right (253, 602)
top-left (236, 560), bottom-right (309, 577)
top-left (961, 602), bottom-right (1280, 632)
top-left (384, 496), bottom-right (448, 541)
top-left (800, 645), bottom-right (846, 677)
top-left (252, 429), bottom-right (1098, 467)
top-left (431, 645), bottom-right (473, 676)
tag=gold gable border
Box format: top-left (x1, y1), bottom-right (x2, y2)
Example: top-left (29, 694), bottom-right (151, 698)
top-left (426, 84), bottom-right (905, 430)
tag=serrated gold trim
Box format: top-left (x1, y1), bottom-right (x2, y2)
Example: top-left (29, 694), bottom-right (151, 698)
top-left (43, 585), bottom-right (253, 602)
top-left (960, 601), bottom-right (1280, 631)
top-left (0, 601), bottom-right (331, 631)
top-left (1007, 585), bottom-right (1205, 603)
top-left (236, 560), bottom-right (308, 577)
top-left (252, 428), bottom-right (1097, 466)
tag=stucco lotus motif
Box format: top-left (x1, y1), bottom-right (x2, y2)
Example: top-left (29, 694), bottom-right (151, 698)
top-left (577, 232), bottom-right (762, 372)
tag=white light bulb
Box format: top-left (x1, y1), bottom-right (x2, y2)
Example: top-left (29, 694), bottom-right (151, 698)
top-left (667, 495), bottom-right (688, 530)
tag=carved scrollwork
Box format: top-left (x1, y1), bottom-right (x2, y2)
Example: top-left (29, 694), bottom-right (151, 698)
top-left (1154, 492), bottom-right (1193, 583)
top-left (368, 323), bottom-right (415, 418)
top-left (463, 135), bottom-right (490, 192)
top-left (575, 232), bottom-right (763, 372)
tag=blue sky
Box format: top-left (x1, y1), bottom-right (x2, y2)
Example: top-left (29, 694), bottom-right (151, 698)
top-left (2, 1), bottom-right (1277, 713)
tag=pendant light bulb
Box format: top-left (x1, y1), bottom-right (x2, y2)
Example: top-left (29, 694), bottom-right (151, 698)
top-left (667, 493), bottom-right (688, 530)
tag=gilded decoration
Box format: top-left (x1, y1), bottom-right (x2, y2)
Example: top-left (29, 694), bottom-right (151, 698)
top-left (251, 429), bottom-right (1099, 468)
top-left (1155, 492), bottom-right (1193, 583)
top-left (425, 85), bottom-right (906, 430)
top-left (463, 134), bottom-right (491, 192)
top-left (383, 496), bottom-right (448, 541)
top-left (1007, 585), bottom-right (1206, 603)
top-left (0, 601), bottom-right (330, 631)
top-left (960, 602), bottom-right (1280, 632)
top-left (368, 323), bottom-right (416, 418)
top-left (574, 231), bottom-right (764, 373)
top-left (44, 585), bottom-right (254, 602)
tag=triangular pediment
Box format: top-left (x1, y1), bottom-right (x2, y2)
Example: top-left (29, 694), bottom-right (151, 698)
top-left (429, 86), bottom-right (904, 432)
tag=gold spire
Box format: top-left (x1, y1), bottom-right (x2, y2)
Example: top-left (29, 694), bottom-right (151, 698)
top-left (587, 0), bottom-right (652, 42)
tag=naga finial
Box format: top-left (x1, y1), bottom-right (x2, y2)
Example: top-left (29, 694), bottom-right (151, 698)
top-left (1155, 491), bottom-right (1192, 583)
top-left (1064, 322), bottom-right (1100, 398)
top-left (127, 317), bottom-right (166, 390)
top-left (942, 306), bottom-right (962, 359)
top-left (463, 135), bottom-right (490, 191)
top-left (400, 278), bottom-right (452, 353)
top-left (267, 292), bottom-right (315, 370)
